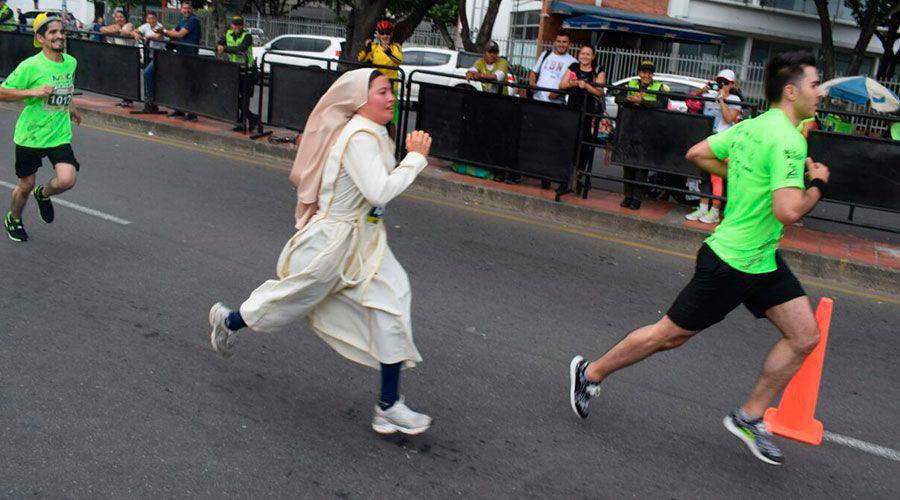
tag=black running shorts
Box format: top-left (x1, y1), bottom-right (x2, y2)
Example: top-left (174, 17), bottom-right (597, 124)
top-left (15, 144), bottom-right (80, 178)
top-left (666, 244), bottom-right (806, 331)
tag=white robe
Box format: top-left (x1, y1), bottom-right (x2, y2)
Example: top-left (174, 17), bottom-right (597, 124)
top-left (239, 115), bottom-right (427, 369)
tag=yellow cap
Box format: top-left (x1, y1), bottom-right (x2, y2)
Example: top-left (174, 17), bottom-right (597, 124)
top-left (32, 12), bottom-right (61, 48)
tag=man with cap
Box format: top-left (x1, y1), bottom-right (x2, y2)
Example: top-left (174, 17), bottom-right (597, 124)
top-left (217, 15), bottom-right (257, 131)
top-left (615, 60), bottom-right (671, 210)
top-left (466, 41), bottom-right (510, 96)
top-left (0, 0), bottom-right (16, 32)
top-left (0, 13), bottom-right (81, 242)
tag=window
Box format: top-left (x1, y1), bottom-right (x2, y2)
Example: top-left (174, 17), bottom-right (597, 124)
top-left (749, 40), bottom-right (814, 65)
top-left (759, 0), bottom-right (854, 22)
top-left (679, 36), bottom-right (746, 62)
top-left (509, 9), bottom-right (540, 41)
top-left (457, 52), bottom-right (481, 69)
top-left (272, 37), bottom-right (330, 53)
top-left (402, 50), bottom-right (450, 67)
top-left (662, 82), bottom-right (696, 96)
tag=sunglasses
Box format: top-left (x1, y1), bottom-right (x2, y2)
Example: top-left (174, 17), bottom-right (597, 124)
top-left (377, 30), bottom-right (392, 35)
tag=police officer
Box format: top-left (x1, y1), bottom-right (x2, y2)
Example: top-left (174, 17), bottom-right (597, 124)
top-left (217, 15), bottom-right (257, 131)
top-left (614, 60), bottom-right (670, 210)
top-left (0, 0), bottom-right (17, 32)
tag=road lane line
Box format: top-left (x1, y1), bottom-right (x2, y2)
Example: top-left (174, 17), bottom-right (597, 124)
top-left (824, 431), bottom-right (900, 462)
top-left (0, 181), bottom-right (132, 225)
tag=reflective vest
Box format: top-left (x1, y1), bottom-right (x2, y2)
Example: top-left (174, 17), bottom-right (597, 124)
top-left (0, 4), bottom-right (17, 32)
top-left (226, 29), bottom-right (253, 66)
top-left (626, 79), bottom-right (665, 102)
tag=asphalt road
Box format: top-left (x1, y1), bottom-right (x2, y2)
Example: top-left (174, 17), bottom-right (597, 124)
top-left (1, 108), bottom-right (898, 498)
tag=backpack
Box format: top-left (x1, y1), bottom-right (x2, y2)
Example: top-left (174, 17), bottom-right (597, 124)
top-left (527, 50), bottom-right (552, 99)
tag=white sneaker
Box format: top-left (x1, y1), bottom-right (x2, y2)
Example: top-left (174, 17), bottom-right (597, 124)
top-left (372, 397), bottom-right (432, 435)
top-left (699, 208), bottom-right (720, 224)
top-left (208, 302), bottom-right (237, 358)
top-left (685, 207), bottom-right (707, 221)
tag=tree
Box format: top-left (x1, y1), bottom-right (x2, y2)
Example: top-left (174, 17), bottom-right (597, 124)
top-left (873, 6), bottom-right (899, 79)
top-left (842, 0), bottom-right (899, 76)
top-left (338, 0), bottom-right (443, 62)
top-left (457, 0), bottom-right (502, 52)
top-left (246, 0), bottom-right (305, 17)
top-left (425, 0), bottom-right (458, 49)
top-left (813, 0), bottom-right (837, 80)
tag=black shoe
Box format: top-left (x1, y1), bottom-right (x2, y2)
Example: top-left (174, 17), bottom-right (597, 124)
top-left (232, 123), bottom-right (246, 132)
top-left (185, 113), bottom-right (198, 121)
top-left (168, 110), bottom-right (185, 118)
top-left (630, 198), bottom-right (642, 210)
top-left (569, 355), bottom-right (601, 419)
top-left (620, 196), bottom-right (633, 208)
top-left (541, 179), bottom-right (551, 189)
top-left (4, 212), bottom-right (28, 242)
top-left (33, 185), bottom-right (54, 223)
top-left (723, 409), bottom-right (785, 465)
top-left (142, 103), bottom-right (160, 113)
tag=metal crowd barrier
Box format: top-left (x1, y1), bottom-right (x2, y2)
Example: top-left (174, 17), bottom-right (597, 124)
top-left (253, 52), bottom-right (407, 158)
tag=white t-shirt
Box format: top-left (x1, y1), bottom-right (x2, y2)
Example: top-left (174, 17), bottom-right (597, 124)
top-left (702, 90), bottom-right (742, 133)
top-left (531, 51), bottom-right (577, 103)
top-left (138, 22), bottom-right (168, 51)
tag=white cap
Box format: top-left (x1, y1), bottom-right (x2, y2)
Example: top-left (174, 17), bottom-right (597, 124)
top-left (716, 69), bottom-right (736, 82)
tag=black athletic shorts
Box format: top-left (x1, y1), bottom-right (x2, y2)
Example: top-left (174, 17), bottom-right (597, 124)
top-left (15, 144), bottom-right (80, 178)
top-left (666, 244), bottom-right (806, 331)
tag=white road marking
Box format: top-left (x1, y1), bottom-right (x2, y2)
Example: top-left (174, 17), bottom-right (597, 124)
top-left (824, 431), bottom-right (900, 462)
top-left (0, 181), bottom-right (132, 225)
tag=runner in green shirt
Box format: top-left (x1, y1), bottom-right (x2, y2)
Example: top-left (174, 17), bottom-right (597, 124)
top-left (569, 52), bottom-right (830, 466)
top-left (0, 13), bottom-right (81, 242)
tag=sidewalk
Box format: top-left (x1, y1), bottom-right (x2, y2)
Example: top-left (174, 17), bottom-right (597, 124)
top-left (64, 94), bottom-right (900, 292)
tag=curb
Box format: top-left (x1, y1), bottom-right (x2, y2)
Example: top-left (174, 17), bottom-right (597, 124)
top-left (61, 104), bottom-right (900, 295)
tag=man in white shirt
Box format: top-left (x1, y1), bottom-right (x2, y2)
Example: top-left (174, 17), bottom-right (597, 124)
top-left (132, 11), bottom-right (168, 113)
top-left (528, 31), bottom-right (577, 104)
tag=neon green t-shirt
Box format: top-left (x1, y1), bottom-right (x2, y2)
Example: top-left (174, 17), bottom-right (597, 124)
top-left (705, 108), bottom-right (806, 274)
top-left (1, 51), bottom-right (77, 148)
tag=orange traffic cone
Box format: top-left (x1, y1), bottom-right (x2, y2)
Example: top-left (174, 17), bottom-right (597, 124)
top-left (763, 297), bottom-right (833, 445)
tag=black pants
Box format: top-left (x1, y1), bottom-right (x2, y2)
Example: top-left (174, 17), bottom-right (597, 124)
top-left (238, 69), bottom-right (257, 124)
top-left (623, 167), bottom-right (647, 199)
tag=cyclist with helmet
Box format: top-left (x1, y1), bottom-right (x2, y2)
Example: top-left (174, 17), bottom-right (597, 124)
top-left (358, 19), bottom-right (403, 130)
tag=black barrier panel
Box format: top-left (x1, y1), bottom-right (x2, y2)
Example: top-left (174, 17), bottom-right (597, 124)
top-left (66, 38), bottom-right (141, 101)
top-left (416, 82), bottom-right (580, 183)
top-left (268, 63), bottom-right (339, 132)
top-left (807, 131), bottom-right (900, 212)
top-left (612, 107), bottom-right (713, 177)
top-left (153, 50), bottom-right (241, 123)
top-left (0, 32), bottom-right (39, 78)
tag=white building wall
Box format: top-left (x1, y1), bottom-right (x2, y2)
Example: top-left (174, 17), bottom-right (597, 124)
top-left (465, 0), bottom-right (543, 42)
top-left (669, 0), bottom-right (881, 54)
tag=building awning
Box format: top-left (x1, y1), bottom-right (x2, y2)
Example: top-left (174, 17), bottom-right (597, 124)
top-left (552, 1), bottom-right (726, 45)
top-left (562, 14), bottom-right (726, 45)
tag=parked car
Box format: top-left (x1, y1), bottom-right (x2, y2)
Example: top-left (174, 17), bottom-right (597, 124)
top-left (400, 47), bottom-right (518, 103)
top-left (247, 28), bottom-right (267, 46)
top-left (252, 34), bottom-right (344, 73)
top-left (604, 73), bottom-right (709, 118)
top-left (23, 10), bottom-right (84, 32)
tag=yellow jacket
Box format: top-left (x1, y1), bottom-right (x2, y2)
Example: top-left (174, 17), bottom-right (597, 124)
top-left (358, 41), bottom-right (402, 91)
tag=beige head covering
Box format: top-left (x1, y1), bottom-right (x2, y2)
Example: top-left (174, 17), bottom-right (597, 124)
top-left (289, 68), bottom-right (377, 229)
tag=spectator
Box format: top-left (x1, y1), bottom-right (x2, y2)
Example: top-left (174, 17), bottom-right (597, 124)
top-left (160, 2), bottom-right (202, 121)
top-left (559, 45), bottom-right (606, 190)
top-left (358, 18), bottom-right (403, 135)
top-left (0, 0), bottom-right (16, 32)
top-left (466, 41), bottom-right (510, 95)
top-left (100, 8), bottom-right (135, 45)
top-left (685, 68), bottom-right (741, 224)
top-left (528, 30), bottom-right (577, 104)
top-left (16, 8), bottom-right (25, 33)
top-left (217, 15), bottom-right (258, 131)
top-left (614, 60), bottom-right (670, 210)
top-left (91, 16), bottom-right (104, 41)
top-left (133, 10), bottom-right (167, 113)
top-left (101, 8), bottom-right (137, 108)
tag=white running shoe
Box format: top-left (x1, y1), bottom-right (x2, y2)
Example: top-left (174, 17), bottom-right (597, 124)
top-left (685, 207), bottom-right (707, 221)
top-left (208, 302), bottom-right (237, 358)
top-left (699, 208), bottom-right (720, 224)
top-left (372, 397), bottom-right (432, 435)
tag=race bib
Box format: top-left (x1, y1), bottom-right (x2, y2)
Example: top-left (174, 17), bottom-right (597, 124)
top-left (366, 206), bottom-right (385, 224)
top-left (45, 85), bottom-right (74, 111)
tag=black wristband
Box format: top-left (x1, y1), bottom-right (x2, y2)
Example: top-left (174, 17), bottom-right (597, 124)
top-left (808, 178), bottom-right (827, 197)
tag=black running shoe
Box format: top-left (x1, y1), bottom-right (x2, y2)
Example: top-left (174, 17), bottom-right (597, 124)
top-left (33, 185), bottom-right (54, 223)
top-left (4, 212), bottom-right (28, 242)
top-left (570, 355), bottom-right (602, 419)
top-left (723, 409), bottom-right (785, 465)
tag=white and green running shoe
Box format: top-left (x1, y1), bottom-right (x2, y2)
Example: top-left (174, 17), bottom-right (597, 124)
top-left (724, 409), bottom-right (785, 465)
